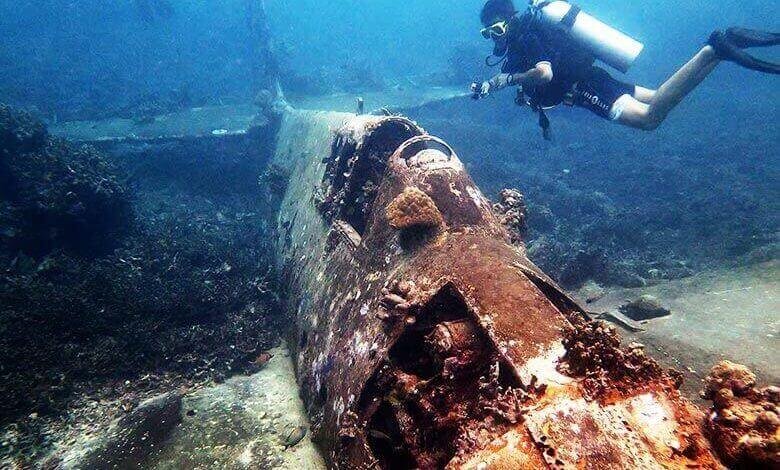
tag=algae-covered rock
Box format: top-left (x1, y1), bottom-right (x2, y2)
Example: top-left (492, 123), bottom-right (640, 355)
top-left (0, 104), bottom-right (280, 458)
top-left (703, 361), bottom-right (779, 468)
top-left (0, 105), bottom-right (48, 155)
top-left (0, 104), bottom-right (131, 257)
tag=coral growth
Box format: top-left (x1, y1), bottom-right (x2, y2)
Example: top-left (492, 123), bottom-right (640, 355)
top-left (558, 321), bottom-right (672, 400)
top-left (386, 187), bottom-right (443, 231)
top-left (378, 279), bottom-right (418, 323)
top-left (492, 188), bottom-right (527, 244)
top-left (319, 119), bottom-right (421, 236)
top-left (363, 288), bottom-right (525, 469)
top-left (703, 361), bottom-right (779, 468)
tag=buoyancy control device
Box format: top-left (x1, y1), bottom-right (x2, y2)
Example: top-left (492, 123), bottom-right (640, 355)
top-left (531, 1), bottom-right (644, 73)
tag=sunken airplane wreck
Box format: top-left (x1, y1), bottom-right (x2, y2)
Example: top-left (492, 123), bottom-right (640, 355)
top-left (270, 111), bottom-right (777, 469)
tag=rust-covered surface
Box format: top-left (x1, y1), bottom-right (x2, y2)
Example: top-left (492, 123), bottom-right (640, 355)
top-left (271, 110), bottom-right (774, 469)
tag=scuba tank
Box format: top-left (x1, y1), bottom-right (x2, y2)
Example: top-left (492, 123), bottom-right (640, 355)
top-left (531, 1), bottom-right (644, 73)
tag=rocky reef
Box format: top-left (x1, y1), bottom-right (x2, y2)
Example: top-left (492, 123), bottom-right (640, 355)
top-left (0, 105), bottom-right (130, 257)
top-left (0, 105), bottom-right (281, 465)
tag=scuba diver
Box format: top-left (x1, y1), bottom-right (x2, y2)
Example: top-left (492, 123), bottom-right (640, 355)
top-left (472, 0), bottom-right (779, 137)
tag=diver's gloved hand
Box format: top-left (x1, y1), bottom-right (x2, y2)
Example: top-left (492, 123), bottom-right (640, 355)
top-left (470, 81), bottom-right (491, 100)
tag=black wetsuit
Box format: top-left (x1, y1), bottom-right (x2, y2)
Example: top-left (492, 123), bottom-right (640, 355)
top-left (502, 12), bottom-right (636, 119)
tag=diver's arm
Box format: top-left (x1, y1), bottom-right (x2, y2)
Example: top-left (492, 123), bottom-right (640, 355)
top-left (487, 73), bottom-right (515, 91)
top-left (510, 61), bottom-right (554, 88)
top-left (472, 62), bottom-right (553, 99)
top-left (471, 73), bottom-right (514, 98)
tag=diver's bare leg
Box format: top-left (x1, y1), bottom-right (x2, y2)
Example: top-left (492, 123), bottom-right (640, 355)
top-left (633, 86), bottom-right (656, 104)
top-left (646, 46), bottom-right (720, 125)
top-left (618, 46), bottom-right (720, 130)
top-left (616, 98), bottom-right (653, 130)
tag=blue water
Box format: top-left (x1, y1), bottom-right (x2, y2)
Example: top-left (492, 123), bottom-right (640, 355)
top-left (269, 0), bottom-right (779, 88)
top-left (1, 1), bottom-right (777, 116)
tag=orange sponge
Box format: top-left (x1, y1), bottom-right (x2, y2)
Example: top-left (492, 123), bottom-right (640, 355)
top-left (386, 187), bottom-right (443, 230)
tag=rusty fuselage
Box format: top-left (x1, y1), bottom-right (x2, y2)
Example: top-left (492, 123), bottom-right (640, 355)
top-left (271, 111), bottom-right (734, 469)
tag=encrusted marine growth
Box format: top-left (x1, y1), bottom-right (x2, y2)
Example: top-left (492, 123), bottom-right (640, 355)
top-left (386, 186), bottom-right (444, 231)
top-left (0, 105), bottom-right (130, 257)
top-left (558, 321), bottom-right (673, 400)
top-left (703, 361), bottom-right (780, 467)
top-left (492, 188), bottom-right (527, 244)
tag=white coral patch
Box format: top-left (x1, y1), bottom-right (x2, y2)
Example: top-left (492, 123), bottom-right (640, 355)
top-left (626, 393), bottom-right (681, 450)
top-left (466, 185), bottom-right (490, 210)
top-left (516, 341), bottom-right (573, 386)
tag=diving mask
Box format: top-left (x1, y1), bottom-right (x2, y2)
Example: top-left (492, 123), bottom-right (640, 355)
top-left (481, 21), bottom-right (509, 40)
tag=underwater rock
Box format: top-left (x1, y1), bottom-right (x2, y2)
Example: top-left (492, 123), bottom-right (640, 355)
top-left (272, 111), bottom-right (730, 468)
top-left (0, 104), bottom-right (280, 444)
top-left (703, 361), bottom-right (779, 468)
top-left (0, 104), bottom-right (48, 155)
top-left (619, 294), bottom-right (672, 320)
